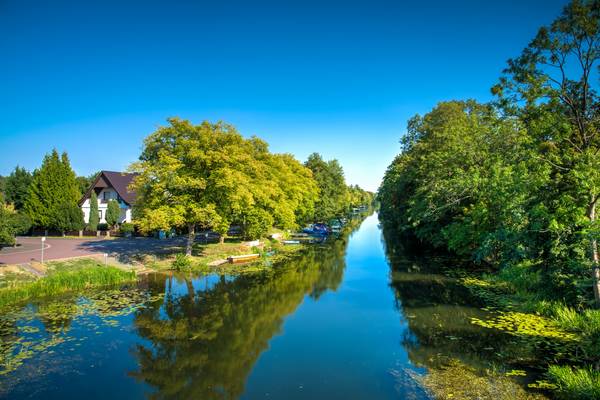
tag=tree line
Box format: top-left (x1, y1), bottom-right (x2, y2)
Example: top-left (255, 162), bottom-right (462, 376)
top-left (0, 151), bottom-right (99, 246)
top-left (379, 0), bottom-right (600, 308)
top-left (130, 118), bottom-right (374, 255)
top-left (1, 121), bottom-right (373, 249)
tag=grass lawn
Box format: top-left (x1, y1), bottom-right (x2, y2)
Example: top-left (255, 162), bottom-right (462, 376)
top-left (137, 237), bottom-right (305, 274)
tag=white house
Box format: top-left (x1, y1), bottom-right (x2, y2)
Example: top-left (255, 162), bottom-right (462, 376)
top-left (79, 171), bottom-right (138, 224)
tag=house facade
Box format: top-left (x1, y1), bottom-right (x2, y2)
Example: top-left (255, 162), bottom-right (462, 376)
top-left (79, 171), bottom-right (138, 225)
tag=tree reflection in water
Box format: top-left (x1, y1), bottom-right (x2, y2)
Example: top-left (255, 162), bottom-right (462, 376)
top-left (129, 220), bottom-right (363, 399)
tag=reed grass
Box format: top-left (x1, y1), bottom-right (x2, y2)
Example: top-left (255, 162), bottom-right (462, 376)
top-left (0, 259), bottom-right (136, 307)
top-left (548, 365), bottom-right (600, 400)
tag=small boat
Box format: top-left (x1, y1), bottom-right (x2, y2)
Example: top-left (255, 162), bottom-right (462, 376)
top-left (283, 240), bottom-right (300, 245)
top-left (303, 223), bottom-right (330, 236)
top-left (227, 254), bottom-right (260, 264)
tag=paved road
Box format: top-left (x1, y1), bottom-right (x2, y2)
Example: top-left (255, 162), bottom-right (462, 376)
top-left (0, 236), bottom-right (191, 265)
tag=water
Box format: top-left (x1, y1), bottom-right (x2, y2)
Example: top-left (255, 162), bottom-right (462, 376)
top-left (0, 214), bottom-right (547, 399)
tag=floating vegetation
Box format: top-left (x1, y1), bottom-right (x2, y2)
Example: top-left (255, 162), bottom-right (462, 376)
top-left (416, 359), bottom-right (549, 400)
top-left (471, 312), bottom-right (579, 341)
top-left (0, 287), bottom-right (164, 379)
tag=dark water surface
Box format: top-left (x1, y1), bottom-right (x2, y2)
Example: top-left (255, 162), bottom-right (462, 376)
top-left (1, 214), bottom-right (540, 399)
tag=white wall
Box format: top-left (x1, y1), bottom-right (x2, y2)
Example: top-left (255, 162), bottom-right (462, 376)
top-left (81, 188), bottom-right (132, 224)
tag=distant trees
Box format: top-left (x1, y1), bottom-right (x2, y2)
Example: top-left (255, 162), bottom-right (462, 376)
top-left (24, 149), bottom-right (82, 233)
top-left (88, 191), bottom-right (99, 231)
top-left (106, 199), bottom-right (121, 228)
top-left (304, 153), bottom-right (348, 221)
top-left (76, 172), bottom-right (99, 196)
top-left (4, 166), bottom-right (32, 210)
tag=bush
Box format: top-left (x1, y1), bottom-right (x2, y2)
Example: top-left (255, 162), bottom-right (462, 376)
top-left (120, 222), bottom-right (135, 234)
top-left (548, 365), bottom-right (600, 400)
top-left (172, 254), bottom-right (192, 271)
top-left (97, 223), bottom-right (109, 231)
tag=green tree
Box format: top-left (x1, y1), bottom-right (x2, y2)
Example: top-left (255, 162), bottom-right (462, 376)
top-left (106, 199), bottom-right (120, 228)
top-left (493, 0), bottom-right (600, 305)
top-left (132, 118), bottom-right (319, 255)
top-left (4, 166), bottom-right (32, 209)
top-left (53, 202), bottom-right (84, 235)
top-left (76, 171), bottom-right (99, 196)
top-left (0, 175), bottom-right (5, 203)
top-left (24, 150), bottom-right (81, 231)
top-left (0, 204), bottom-right (32, 247)
top-left (88, 191), bottom-right (99, 231)
top-left (242, 208), bottom-right (273, 240)
top-left (304, 153), bottom-right (348, 221)
top-left (378, 101), bottom-right (546, 264)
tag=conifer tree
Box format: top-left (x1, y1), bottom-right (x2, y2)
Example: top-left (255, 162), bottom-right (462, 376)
top-left (4, 166), bottom-right (32, 209)
top-left (24, 149), bottom-right (81, 230)
top-left (88, 191), bottom-right (99, 231)
top-left (106, 199), bottom-right (121, 228)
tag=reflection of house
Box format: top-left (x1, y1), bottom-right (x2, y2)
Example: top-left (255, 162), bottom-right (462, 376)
top-left (79, 171), bottom-right (138, 224)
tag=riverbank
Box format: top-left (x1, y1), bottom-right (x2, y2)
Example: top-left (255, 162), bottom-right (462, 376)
top-left (0, 258), bottom-right (136, 308)
top-left (449, 265), bottom-right (600, 399)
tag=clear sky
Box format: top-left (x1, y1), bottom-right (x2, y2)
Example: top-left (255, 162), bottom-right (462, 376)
top-left (0, 0), bottom-right (569, 191)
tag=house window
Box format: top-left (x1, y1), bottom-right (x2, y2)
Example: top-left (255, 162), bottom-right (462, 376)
top-left (98, 210), bottom-right (103, 219)
top-left (103, 191), bottom-right (111, 201)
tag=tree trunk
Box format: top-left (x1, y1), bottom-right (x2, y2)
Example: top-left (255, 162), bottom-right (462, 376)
top-left (186, 223), bottom-right (195, 256)
top-left (589, 196), bottom-right (600, 307)
top-left (219, 234), bottom-right (225, 244)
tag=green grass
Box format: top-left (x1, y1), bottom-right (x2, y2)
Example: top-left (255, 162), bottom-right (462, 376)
top-left (0, 259), bottom-right (136, 307)
top-left (548, 365), bottom-right (600, 400)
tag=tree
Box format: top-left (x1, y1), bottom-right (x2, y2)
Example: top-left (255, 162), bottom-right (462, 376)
top-left (304, 153), bottom-right (348, 221)
top-left (132, 118), bottom-right (319, 255)
top-left (242, 208), bottom-right (274, 240)
top-left (0, 175), bottom-right (5, 203)
top-left (76, 171), bottom-right (99, 196)
top-left (24, 150), bottom-right (81, 231)
top-left (88, 191), bottom-right (99, 231)
top-left (106, 199), bottom-right (120, 228)
top-left (0, 204), bottom-right (32, 247)
top-left (493, 0), bottom-right (600, 305)
top-left (378, 101), bottom-right (544, 263)
top-left (4, 166), bottom-right (31, 209)
top-left (53, 202), bottom-right (84, 235)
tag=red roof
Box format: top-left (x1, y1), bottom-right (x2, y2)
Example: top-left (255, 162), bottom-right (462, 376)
top-left (79, 171), bottom-right (138, 206)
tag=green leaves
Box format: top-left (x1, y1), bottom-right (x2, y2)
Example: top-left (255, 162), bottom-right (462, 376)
top-left (131, 119), bottom-right (321, 243)
top-left (23, 149), bottom-right (81, 231)
top-left (105, 199), bottom-right (120, 228)
top-left (88, 191), bottom-right (99, 231)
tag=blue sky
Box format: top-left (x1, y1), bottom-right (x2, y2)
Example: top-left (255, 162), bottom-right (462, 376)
top-left (0, 0), bottom-right (569, 191)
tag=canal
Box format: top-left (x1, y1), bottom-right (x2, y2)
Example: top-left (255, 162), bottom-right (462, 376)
top-left (0, 213), bottom-right (546, 399)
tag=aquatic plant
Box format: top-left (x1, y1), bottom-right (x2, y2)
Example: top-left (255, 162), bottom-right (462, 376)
top-left (0, 264), bottom-right (135, 307)
top-left (416, 359), bottom-right (549, 400)
top-left (172, 254), bottom-right (193, 271)
top-left (547, 365), bottom-right (600, 400)
top-left (0, 288), bottom-right (163, 381)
